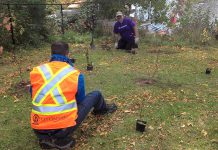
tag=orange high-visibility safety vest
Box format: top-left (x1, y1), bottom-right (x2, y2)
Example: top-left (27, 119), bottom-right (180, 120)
top-left (30, 61), bottom-right (80, 130)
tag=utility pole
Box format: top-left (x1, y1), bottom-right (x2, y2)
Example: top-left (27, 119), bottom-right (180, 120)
top-left (148, 0), bottom-right (152, 21)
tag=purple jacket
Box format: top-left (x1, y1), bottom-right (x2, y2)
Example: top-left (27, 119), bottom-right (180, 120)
top-left (113, 17), bottom-right (135, 41)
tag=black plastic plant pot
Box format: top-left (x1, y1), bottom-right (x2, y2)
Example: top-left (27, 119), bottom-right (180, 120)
top-left (87, 64), bottom-right (93, 71)
top-left (205, 68), bottom-right (211, 74)
top-left (70, 58), bottom-right (76, 63)
top-left (136, 120), bottom-right (147, 133)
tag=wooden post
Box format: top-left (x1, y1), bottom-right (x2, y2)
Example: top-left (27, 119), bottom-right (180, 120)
top-left (7, 4), bottom-right (16, 45)
top-left (60, 4), bottom-right (65, 34)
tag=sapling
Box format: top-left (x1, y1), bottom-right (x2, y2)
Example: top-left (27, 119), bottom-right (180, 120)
top-left (136, 98), bottom-right (147, 133)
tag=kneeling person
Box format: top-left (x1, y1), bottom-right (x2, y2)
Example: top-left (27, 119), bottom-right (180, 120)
top-left (30, 41), bottom-right (117, 149)
top-left (113, 11), bottom-right (139, 53)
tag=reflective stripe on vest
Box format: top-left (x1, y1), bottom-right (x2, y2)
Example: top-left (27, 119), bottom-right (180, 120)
top-left (52, 87), bottom-right (66, 104)
top-left (36, 64), bottom-right (67, 105)
top-left (33, 65), bottom-right (76, 105)
top-left (32, 101), bottom-right (77, 115)
top-left (39, 64), bottom-right (52, 80)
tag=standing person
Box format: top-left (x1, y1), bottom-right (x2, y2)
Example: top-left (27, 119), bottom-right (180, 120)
top-left (30, 41), bottom-right (117, 149)
top-left (113, 11), bottom-right (139, 54)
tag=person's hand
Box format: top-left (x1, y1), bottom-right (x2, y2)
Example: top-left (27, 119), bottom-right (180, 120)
top-left (114, 42), bottom-right (118, 48)
top-left (135, 37), bottom-right (139, 44)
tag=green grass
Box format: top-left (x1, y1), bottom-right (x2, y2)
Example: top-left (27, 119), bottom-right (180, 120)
top-left (0, 37), bottom-right (218, 150)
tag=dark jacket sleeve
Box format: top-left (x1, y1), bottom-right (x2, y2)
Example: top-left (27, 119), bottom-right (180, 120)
top-left (29, 86), bottom-right (32, 98)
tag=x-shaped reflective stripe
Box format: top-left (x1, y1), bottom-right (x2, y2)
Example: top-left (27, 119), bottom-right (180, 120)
top-left (33, 64), bottom-right (75, 105)
top-left (38, 64), bottom-right (67, 104)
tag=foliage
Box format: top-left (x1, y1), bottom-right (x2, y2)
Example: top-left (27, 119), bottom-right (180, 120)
top-left (48, 30), bottom-right (90, 44)
top-left (201, 28), bottom-right (212, 44)
top-left (84, 0), bottom-right (168, 22)
top-left (174, 1), bottom-right (214, 45)
top-left (75, 0), bottom-right (168, 38)
top-left (150, 0), bottom-right (168, 23)
top-left (45, 0), bottom-right (62, 14)
top-left (0, 0), bottom-right (50, 48)
top-left (0, 15), bottom-right (12, 49)
top-left (79, 2), bottom-right (97, 31)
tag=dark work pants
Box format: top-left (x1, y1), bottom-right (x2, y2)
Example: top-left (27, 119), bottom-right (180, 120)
top-left (117, 38), bottom-right (138, 51)
top-left (34, 91), bottom-right (107, 140)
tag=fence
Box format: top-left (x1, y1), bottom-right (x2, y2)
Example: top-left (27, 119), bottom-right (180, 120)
top-left (0, 2), bottom-right (91, 45)
top-left (97, 19), bottom-right (115, 36)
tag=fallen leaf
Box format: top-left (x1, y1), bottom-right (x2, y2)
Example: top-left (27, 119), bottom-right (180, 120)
top-left (187, 121), bottom-right (193, 127)
top-left (148, 126), bottom-right (154, 130)
top-left (181, 124), bottom-right (186, 128)
top-left (13, 96), bottom-right (20, 103)
top-left (211, 139), bottom-right (218, 143)
top-left (106, 96), bottom-right (118, 101)
top-left (115, 118), bottom-right (123, 121)
top-left (202, 84), bottom-right (208, 87)
top-left (181, 112), bottom-right (187, 115)
top-left (100, 132), bottom-right (108, 136)
top-left (201, 129), bottom-right (208, 137)
top-left (99, 62), bottom-right (109, 66)
top-left (131, 142), bottom-right (136, 146)
top-left (0, 111), bottom-right (6, 114)
top-left (82, 123), bottom-right (88, 126)
top-left (157, 126), bottom-right (162, 130)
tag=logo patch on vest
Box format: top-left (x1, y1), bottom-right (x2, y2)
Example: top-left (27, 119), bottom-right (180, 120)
top-left (33, 114), bottom-right (39, 125)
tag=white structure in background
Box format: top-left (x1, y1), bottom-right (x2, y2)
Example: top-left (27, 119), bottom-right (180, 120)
top-left (67, 3), bottom-right (80, 9)
top-left (47, 1), bottom-right (83, 19)
top-left (129, 1), bottom-right (175, 35)
top-left (62, 3), bottom-right (81, 17)
top-left (129, 0), bottom-right (175, 21)
top-left (129, 4), bottom-right (136, 18)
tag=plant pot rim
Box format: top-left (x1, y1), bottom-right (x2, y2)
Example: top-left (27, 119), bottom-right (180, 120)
top-left (136, 119), bottom-right (147, 125)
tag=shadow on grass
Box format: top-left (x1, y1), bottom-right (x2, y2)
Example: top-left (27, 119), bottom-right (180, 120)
top-left (135, 77), bottom-right (183, 89)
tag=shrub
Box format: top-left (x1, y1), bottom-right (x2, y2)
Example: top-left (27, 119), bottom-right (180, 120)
top-left (175, 1), bottom-right (214, 45)
top-left (0, 0), bottom-right (52, 49)
top-left (48, 30), bottom-right (90, 44)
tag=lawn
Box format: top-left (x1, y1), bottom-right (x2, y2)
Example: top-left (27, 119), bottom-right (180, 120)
top-left (0, 37), bottom-right (217, 150)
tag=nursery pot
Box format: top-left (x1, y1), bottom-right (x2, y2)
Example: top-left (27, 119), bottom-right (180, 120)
top-left (87, 64), bottom-right (93, 71)
top-left (136, 120), bottom-right (147, 133)
top-left (70, 58), bottom-right (76, 63)
top-left (205, 68), bottom-right (211, 74)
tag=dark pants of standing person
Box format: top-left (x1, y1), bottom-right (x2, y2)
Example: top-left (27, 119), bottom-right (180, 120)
top-left (117, 38), bottom-right (138, 51)
top-left (34, 91), bottom-right (107, 141)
